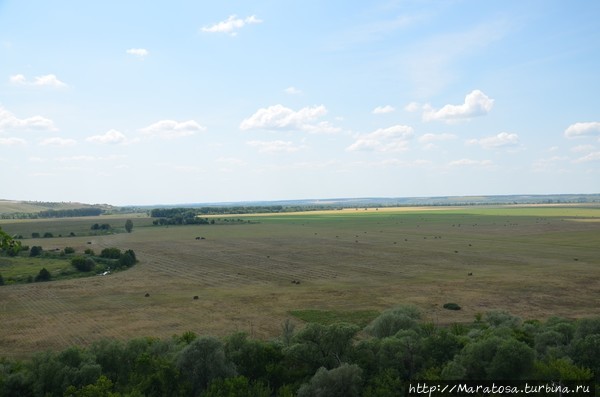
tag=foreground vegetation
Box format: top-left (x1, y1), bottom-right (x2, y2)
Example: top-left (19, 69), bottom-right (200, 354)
top-left (0, 307), bottom-right (597, 396)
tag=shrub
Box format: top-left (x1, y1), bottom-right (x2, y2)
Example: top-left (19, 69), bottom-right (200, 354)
top-left (35, 268), bottom-right (51, 282)
top-left (443, 303), bottom-right (461, 311)
top-left (31, 232), bottom-right (40, 238)
top-left (30, 246), bottom-right (43, 257)
top-left (84, 248), bottom-right (95, 255)
top-left (64, 247), bottom-right (75, 254)
top-left (100, 248), bottom-right (121, 259)
top-left (43, 232), bottom-right (53, 238)
top-left (71, 256), bottom-right (96, 272)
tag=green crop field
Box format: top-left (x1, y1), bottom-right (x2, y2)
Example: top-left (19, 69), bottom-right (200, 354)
top-left (1, 205), bottom-right (599, 358)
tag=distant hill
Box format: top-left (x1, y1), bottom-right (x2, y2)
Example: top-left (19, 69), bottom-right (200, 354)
top-left (2, 194), bottom-right (599, 217)
top-left (0, 200), bottom-right (116, 217)
top-left (144, 193), bottom-right (600, 209)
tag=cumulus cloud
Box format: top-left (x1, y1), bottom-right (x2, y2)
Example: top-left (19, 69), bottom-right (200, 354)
top-left (240, 104), bottom-right (338, 133)
top-left (139, 120), bottom-right (205, 139)
top-left (347, 124), bottom-right (414, 152)
top-left (0, 137), bottom-right (27, 146)
top-left (423, 90), bottom-right (494, 122)
top-left (126, 48), bottom-right (149, 57)
top-left (10, 74), bottom-right (67, 87)
top-left (467, 132), bottom-right (519, 149)
top-left (564, 122), bottom-right (600, 138)
top-left (86, 129), bottom-right (128, 144)
top-left (448, 158), bottom-right (492, 167)
top-left (247, 140), bottom-right (305, 153)
top-left (0, 105), bottom-right (57, 131)
top-left (201, 15), bottom-right (262, 36)
top-left (39, 137), bottom-right (76, 147)
top-left (404, 102), bottom-right (421, 112)
top-left (372, 105), bottom-right (395, 114)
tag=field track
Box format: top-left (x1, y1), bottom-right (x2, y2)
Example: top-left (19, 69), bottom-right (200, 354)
top-left (1, 205), bottom-right (599, 357)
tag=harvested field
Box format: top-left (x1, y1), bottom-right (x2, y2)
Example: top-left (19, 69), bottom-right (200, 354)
top-left (1, 205), bottom-right (599, 358)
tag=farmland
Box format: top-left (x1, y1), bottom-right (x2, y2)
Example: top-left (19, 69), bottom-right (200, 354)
top-left (1, 205), bottom-right (599, 358)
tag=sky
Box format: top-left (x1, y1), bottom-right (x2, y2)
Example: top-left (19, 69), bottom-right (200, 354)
top-left (1, 0), bottom-right (599, 206)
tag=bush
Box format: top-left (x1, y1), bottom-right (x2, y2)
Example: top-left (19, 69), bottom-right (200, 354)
top-left (84, 248), bottom-right (95, 255)
top-left (35, 268), bottom-right (51, 282)
top-left (43, 232), bottom-right (53, 238)
top-left (30, 246), bottom-right (43, 257)
top-left (64, 247), bottom-right (75, 254)
top-left (31, 232), bottom-right (40, 238)
top-left (443, 303), bottom-right (461, 311)
top-left (100, 247), bottom-right (121, 259)
top-left (71, 256), bottom-right (96, 272)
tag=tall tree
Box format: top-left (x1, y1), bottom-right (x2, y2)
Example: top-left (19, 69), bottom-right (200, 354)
top-left (125, 219), bottom-right (133, 233)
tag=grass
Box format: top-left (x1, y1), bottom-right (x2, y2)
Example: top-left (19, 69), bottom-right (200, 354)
top-left (0, 204), bottom-right (599, 358)
top-left (289, 309), bottom-right (380, 327)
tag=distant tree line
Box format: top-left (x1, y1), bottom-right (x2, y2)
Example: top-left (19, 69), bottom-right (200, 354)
top-left (0, 307), bottom-right (597, 396)
top-left (1, 208), bottom-right (104, 220)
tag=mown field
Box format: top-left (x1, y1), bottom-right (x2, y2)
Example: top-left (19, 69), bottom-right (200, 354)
top-left (1, 205), bottom-right (599, 358)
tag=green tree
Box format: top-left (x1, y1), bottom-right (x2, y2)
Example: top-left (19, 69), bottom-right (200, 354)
top-left (29, 246), bottom-right (42, 257)
top-left (176, 336), bottom-right (236, 395)
top-left (34, 268), bottom-right (51, 282)
top-left (72, 256), bottom-right (96, 272)
top-left (203, 376), bottom-right (271, 397)
top-left (0, 227), bottom-right (22, 257)
top-left (296, 363), bottom-right (363, 397)
top-left (366, 305), bottom-right (421, 338)
top-left (125, 219), bottom-right (133, 233)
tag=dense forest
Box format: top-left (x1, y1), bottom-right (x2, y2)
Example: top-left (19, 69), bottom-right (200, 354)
top-left (0, 307), bottom-right (597, 396)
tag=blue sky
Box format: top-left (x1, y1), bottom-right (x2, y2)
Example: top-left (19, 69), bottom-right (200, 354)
top-left (1, 0), bottom-right (599, 205)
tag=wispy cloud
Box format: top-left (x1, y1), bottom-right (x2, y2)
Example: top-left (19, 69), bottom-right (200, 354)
top-left (0, 105), bottom-right (57, 131)
top-left (467, 132), bottom-right (519, 149)
top-left (9, 73), bottom-right (67, 87)
top-left (201, 15), bottom-right (262, 36)
top-left (139, 120), bottom-right (205, 139)
top-left (240, 104), bottom-right (339, 133)
top-left (247, 140), bottom-right (305, 153)
top-left (372, 105), bottom-right (395, 114)
top-left (0, 137), bottom-right (27, 146)
top-left (284, 86), bottom-right (302, 95)
top-left (86, 129), bottom-right (128, 144)
top-left (126, 48), bottom-right (149, 57)
top-left (347, 125), bottom-right (414, 152)
top-left (423, 90), bottom-right (494, 123)
top-left (564, 122), bottom-right (600, 138)
top-left (448, 158), bottom-right (493, 167)
top-left (573, 151), bottom-right (600, 163)
top-left (39, 137), bottom-right (76, 147)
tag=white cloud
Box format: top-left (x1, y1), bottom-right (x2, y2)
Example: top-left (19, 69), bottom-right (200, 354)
top-left (564, 122), bottom-right (600, 138)
top-left (423, 90), bottom-right (494, 122)
top-left (347, 124), bottom-right (414, 152)
top-left (372, 105), bottom-right (395, 114)
top-left (240, 104), bottom-right (337, 133)
top-left (86, 129), bottom-right (128, 144)
top-left (0, 105), bottom-right (57, 131)
top-left (571, 144), bottom-right (595, 153)
top-left (10, 74), bottom-right (66, 87)
top-left (532, 156), bottom-right (568, 172)
top-left (448, 158), bottom-right (493, 167)
top-left (404, 102), bottom-right (421, 112)
top-left (574, 151), bottom-right (600, 163)
top-left (201, 15), bottom-right (262, 36)
top-left (139, 120), bottom-right (205, 139)
top-left (39, 137), bottom-right (76, 147)
top-left (126, 48), bottom-right (149, 57)
top-left (0, 137), bottom-right (27, 146)
top-left (247, 140), bottom-right (305, 153)
top-left (467, 132), bottom-right (519, 149)
top-left (284, 86), bottom-right (302, 95)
